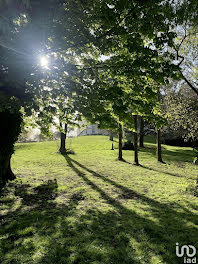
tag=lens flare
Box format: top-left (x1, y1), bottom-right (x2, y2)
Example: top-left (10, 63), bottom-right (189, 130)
top-left (40, 56), bottom-right (48, 67)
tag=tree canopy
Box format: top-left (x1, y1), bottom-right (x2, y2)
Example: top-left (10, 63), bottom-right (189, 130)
top-left (1, 0), bottom-right (198, 181)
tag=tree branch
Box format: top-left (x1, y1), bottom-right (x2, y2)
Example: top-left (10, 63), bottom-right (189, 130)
top-left (180, 71), bottom-right (198, 96)
top-left (96, 6), bottom-right (137, 41)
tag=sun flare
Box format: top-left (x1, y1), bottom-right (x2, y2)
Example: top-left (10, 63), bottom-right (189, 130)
top-left (40, 56), bottom-right (48, 68)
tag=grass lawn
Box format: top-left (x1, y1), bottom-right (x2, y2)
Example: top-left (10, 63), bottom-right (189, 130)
top-left (0, 135), bottom-right (198, 264)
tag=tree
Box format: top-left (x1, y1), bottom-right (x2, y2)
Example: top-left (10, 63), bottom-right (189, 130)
top-left (133, 115), bottom-right (139, 165)
top-left (118, 123), bottom-right (123, 161)
top-left (0, 0), bottom-right (69, 182)
top-left (44, 0), bottom-right (184, 166)
top-left (139, 116), bottom-right (144, 148)
top-left (156, 90), bottom-right (164, 163)
top-left (156, 129), bottom-right (163, 163)
top-left (1, 0), bottom-right (193, 183)
top-left (0, 1), bottom-right (32, 182)
top-left (0, 0), bottom-right (97, 182)
top-left (173, 1), bottom-right (198, 97)
top-left (164, 83), bottom-right (198, 145)
top-left (0, 95), bottom-right (22, 181)
top-left (36, 93), bottom-right (80, 154)
top-left (74, 62), bottom-right (167, 165)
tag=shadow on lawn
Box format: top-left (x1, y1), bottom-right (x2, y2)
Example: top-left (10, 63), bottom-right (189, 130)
top-left (140, 164), bottom-right (196, 180)
top-left (140, 145), bottom-right (194, 163)
top-left (62, 155), bottom-right (197, 264)
top-left (1, 157), bottom-right (197, 264)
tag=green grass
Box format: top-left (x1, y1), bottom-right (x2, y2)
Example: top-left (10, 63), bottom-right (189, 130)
top-left (0, 135), bottom-right (198, 264)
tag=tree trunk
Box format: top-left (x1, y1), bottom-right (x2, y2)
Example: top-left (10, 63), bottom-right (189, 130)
top-left (157, 128), bottom-right (163, 162)
top-left (59, 132), bottom-right (66, 153)
top-left (118, 123), bottom-right (123, 160)
top-left (133, 115), bottom-right (139, 165)
top-left (59, 123), bottom-right (68, 154)
top-left (0, 154), bottom-right (15, 183)
top-left (0, 109), bottom-right (22, 183)
top-left (156, 89), bottom-right (163, 163)
top-left (139, 116), bottom-right (144, 148)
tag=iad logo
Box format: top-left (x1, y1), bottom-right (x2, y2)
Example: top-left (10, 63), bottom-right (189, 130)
top-left (176, 243), bottom-right (197, 263)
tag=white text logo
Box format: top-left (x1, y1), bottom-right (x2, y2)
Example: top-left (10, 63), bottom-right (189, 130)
top-left (176, 243), bottom-right (197, 263)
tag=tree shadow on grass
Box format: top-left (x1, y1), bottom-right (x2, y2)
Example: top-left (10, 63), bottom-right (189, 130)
top-left (0, 179), bottom-right (58, 263)
top-left (163, 148), bottom-right (194, 163)
top-left (0, 179), bottom-right (91, 263)
top-left (140, 164), bottom-right (196, 180)
top-left (14, 179), bottom-right (58, 206)
top-left (1, 158), bottom-right (198, 264)
top-left (60, 154), bottom-right (198, 264)
top-left (0, 179), bottom-right (143, 264)
top-left (140, 145), bottom-right (194, 163)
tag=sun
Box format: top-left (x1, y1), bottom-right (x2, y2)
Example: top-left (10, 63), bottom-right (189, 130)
top-left (40, 56), bottom-right (48, 68)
